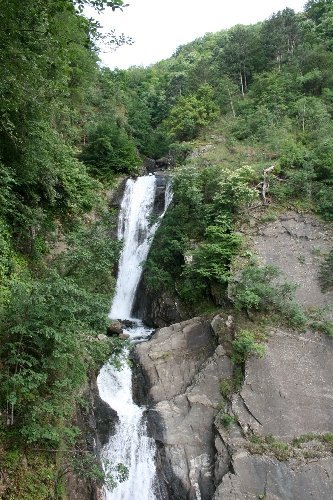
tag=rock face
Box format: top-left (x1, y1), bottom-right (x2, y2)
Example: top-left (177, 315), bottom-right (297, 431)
top-left (66, 376), bottom-right (119, 500)
top-left (133, 210), bottom-right (333, 499)
top-left (250, 211), bottom-right (333, 317)
top-left (232, 329), bottom-right (333, 439)
top-left (215, 454), bottom-right (333, 500)
top-left (212, 325), bottom-right (333, 500)
top-left (134, 318), bottom-right (233, 499)
top-left (213, 212), bottom-right (333, 499)
top-left (133, 288), bottom-right (187, 327)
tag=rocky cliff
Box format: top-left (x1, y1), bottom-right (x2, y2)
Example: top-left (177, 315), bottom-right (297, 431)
top-left (134, 211), bottom-right (333, 499)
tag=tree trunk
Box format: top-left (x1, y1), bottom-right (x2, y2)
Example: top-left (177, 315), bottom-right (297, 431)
top-left (227, 86), bottom-right (236, 118)
top-left (262, 165), bottom-right (275, 204)
top-left (240, 70), bottom-right (245, 97)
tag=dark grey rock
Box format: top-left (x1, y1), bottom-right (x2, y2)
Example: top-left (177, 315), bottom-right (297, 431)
top-left (155, 156), bottom-right (174, 170)
top-left (106, 321), bottom-right (123, 336)
top-left (214, 453), bottom-right (333, 500)
top-left (232, 328), bottom-right (333, 440)
top-left (133, 286), bottom-right (188, 328)
top-left (250, 211), bottom-right (333, 318)
top-left (143, 158), bottom-right (156, 174)
top-left (94, 393), bottom-right (118, 448)
top-left (135, 318), bottom-right (233, 499)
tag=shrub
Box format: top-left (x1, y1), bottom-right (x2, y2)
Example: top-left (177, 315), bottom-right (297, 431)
top-left (230, 264), bottom-right (307, 328)
top-left (319, 249), bottom-right (333, 292)
top-left (232, 330), bottom-right (266, 364)
top-left (219, 413), bottom-right (237, 429)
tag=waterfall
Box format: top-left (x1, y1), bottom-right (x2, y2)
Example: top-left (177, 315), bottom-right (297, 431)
top-left (109, 176), bottom-right (157, 320)
top-left (97, 175), bottom-right (171, 500)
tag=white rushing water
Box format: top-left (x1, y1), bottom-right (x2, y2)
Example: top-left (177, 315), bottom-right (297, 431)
top-left (97, 175), bottom-right (171, 500)
top-left (110, 175), bottom-right (157, 320)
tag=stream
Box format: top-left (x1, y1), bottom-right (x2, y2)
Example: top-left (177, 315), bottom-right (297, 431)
top-left (97, 175), bottom-right (171, 500)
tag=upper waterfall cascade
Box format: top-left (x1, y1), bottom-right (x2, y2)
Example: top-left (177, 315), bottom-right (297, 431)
top-left (97, 175), bottom-right (171, 500)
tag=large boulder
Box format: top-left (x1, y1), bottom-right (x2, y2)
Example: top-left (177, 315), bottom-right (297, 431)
top-left (134, 318), bottom-right (233, 499)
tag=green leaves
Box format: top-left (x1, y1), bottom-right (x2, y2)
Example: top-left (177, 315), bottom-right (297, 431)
top-left (143, 163), bottom-right (256, 307)
top-left (232, 330), bottom-right (266, 364)
top-left (166, 84), bottom-right (219, 141)
top-left (0, 213), bottom-right (121, 445)
top-left (230, 264), bottom-right (307, 328)
top-left (80, 121), bottom-right (140, 178)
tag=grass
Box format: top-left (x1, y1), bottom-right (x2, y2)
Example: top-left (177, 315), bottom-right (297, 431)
top-left (247, 435), bottom-right (291, 461)
top-left (218, 413), bottom-right (237, 429)
top-left (219, 368), bottom-right (243, 398)
top-left (247, 433), bottom-right (333, 461)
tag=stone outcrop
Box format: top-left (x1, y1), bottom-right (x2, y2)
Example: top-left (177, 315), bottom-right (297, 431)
top-left (66, 375), bottom-right (118, 500)
top-left (134, 317), bottom-right (233, 499)
top-left (213, 326), bottom-right (333, 499)
top-left (134, 210), bottom-right (333, 499)
top-left (133, 288), bottom-right (187, 328)
top-left (213, 211), bottom-right (333, 498)
top-left (215, 453), bottom-right (333, 500)
top-left (232, 328), bottom-right (333, 439)
top-left (248, 210), bottom-right (333, 318)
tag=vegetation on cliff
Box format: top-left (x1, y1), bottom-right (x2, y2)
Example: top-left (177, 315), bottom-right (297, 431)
top-left (131, 0), bottom-right (333, 313)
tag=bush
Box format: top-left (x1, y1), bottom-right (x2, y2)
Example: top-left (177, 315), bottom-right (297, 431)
top-left (232, 330), bottom-right (266, 364)
top-left (143, 164), bottom-right (257, 307)
top-left (230, 264), bottom-right (307, 328)
top-left (0, 215), bottom-right (123, 446)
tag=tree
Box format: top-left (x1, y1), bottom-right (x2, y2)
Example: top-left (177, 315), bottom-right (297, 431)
top-left (221, 25), bottom-right (261, 96)
top-left (80, 121), bottom-right (140, 177)
top-left (261, 8), bottom-right (301, 69)
top-left (166, 84), bottom-right (218, 141)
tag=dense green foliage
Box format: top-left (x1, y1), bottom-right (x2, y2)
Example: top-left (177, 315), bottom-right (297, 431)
top-left (110, 0), bottom-right (332, 314)
top-left (0, 0), bottom-right (133, 495)
top-left (232, 330), bottom-right (266, 364)
top-left (142, 164), bottom-right (257, 307)
top-left (1, 214), bottom-right (122, 446)
top-left (103, 1), bottom-right (333, 219)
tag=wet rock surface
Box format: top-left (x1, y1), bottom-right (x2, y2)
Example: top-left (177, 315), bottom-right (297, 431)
top-left (135, 318), bottom-right (233, 499)
top-left (66, 376), bottom-right (116, 500)
top-left (133, 287), bottom-right (188, 328)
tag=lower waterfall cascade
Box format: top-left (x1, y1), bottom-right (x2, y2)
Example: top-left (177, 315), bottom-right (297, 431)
top-left (97, 175), bottom-right (171, 500)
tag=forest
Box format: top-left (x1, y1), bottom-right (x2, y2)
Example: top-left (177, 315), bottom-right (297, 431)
top-left (0, 0), bottom-right (332, 497)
